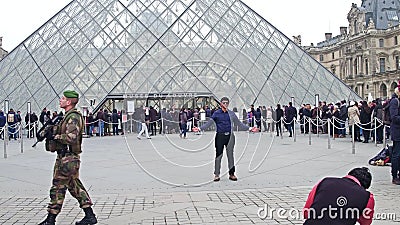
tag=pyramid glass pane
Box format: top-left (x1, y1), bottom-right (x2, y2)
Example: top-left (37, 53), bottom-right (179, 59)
top-left (0, 0), bottom-right (359, 113)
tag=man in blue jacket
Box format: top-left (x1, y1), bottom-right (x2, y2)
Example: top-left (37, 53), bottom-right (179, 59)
top-left (200, 97), bottom-right (256, 182)
top-left (390, 83), bottom-right (400, 185)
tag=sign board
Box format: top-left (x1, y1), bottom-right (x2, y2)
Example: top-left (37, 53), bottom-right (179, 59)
top-left (200, 112), bottom-right (206, 121)
top-left (127, 101), bottom-right (135, 113)
top-left (122, 114), bottom-right (128, 123)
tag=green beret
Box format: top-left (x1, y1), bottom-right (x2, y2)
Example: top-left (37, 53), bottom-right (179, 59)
top-left (63, 90), bottom-right (79, 98)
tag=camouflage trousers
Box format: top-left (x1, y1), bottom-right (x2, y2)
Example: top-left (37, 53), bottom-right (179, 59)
top-left (47, 154), bottom-right (93, 215)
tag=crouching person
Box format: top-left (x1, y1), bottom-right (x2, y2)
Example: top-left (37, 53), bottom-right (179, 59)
top-left (303, 167), bottom-right (374, 225)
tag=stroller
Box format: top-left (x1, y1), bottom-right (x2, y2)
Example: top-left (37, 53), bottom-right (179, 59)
top-left (369, 144), bottom-right (392, 166)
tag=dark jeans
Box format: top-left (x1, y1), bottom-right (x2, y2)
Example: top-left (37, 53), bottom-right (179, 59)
top-left (180, 123), bottom-right (187, 137)
top-left (339, 122), bottom-right (346, 136)
top-left (150, 121), bottom-right (157, 135)
top-left (112, 124), bottom-right (119, 135)
top-left (350, 124), bottom-right (361, 141)
top-left (361, 124), bottom-right (371, 141)
top-left (8, 126), bottom-right (16, 140)
top-left (392, 141), bottom-right (400, 179)
top-left (276, 121), bottom-right (282, 136)
top-left (376, 125), bottom-right (383, 141)
top-left (214, 133), bottom-right (235, 176)
top-left (287, 121), bottom-right (294, 136)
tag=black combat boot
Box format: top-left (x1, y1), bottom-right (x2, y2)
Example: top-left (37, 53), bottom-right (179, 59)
top-left (76, 207), bottom-right (97, 225)
top-left (38, 213), bottom-right (57, 225)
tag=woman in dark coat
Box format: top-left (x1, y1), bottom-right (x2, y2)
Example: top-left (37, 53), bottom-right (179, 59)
top-left (359, 101), bottom-right (372, 143)
top-left (275, 104), bottom-right (284, 136)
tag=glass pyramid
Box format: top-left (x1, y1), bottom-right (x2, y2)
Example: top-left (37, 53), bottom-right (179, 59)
top-left (0, 0), bottom-right (359, 113)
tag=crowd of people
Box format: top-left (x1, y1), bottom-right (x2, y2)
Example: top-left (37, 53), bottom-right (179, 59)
top-left (0, 97), bottom-right (394, 144)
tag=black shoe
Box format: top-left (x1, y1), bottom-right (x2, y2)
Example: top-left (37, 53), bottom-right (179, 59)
top-left (376, 141), bottom-right (383, 144)
top-left (76, 208), bottom-right (97, 225)
top-left (362, 140), bottom-right (369, 143)
top-left (393, 178), bottom-right (400, 185)
top-left (38, 213), bottom-right (57, 225)
top-left (229, 174), bottom-right (238, 181)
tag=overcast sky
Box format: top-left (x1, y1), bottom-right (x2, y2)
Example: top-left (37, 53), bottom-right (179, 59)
top-left (0, 0), bottom-right (357, 51)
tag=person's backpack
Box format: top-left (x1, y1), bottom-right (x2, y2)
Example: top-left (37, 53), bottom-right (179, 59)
top-left (383, 98), bottom-right (400, 125)
top-left (7, 114), bottom-right (14, 123)
top-left (369, 144), bottom-right (392, 166)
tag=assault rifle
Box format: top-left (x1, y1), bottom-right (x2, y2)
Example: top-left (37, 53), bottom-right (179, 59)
top-left (32, 115), bottom-right (63, 148)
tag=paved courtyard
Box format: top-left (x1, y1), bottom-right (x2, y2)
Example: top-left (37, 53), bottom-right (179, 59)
top-left (0, 130), bottom-right (399, 224)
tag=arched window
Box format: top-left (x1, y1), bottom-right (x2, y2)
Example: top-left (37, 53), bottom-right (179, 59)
top-left (380, 83), bottom-right (388, 98)
top-left (391, 82), bottom-right (398, 93)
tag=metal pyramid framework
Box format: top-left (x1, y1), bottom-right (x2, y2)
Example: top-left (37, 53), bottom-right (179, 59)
top-left (0, 0), bottom-right (359, 112)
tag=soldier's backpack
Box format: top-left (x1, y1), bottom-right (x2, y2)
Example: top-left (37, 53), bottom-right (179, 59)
top-left (383, 98), bottom-right (400, 125)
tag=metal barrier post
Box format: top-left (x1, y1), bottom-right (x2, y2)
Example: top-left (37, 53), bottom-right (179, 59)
top-left (293, 118), bottom-right (296, 142)
top-left (328, 118), bottom-right (331, 149)
top-left (308, 117), bottom-right (312, 145)
top-left (332, 117), bottom-right (336, 140)
top-left (374, 118), bottom-right (377, 146)
top-left (280, 118), bottom-right (283, 139)
top-left (4, 125), bottom-right (7, 158)
top-left (130, 115), bottom-right (133, 133)
top-left (352, 124), bottom-right (355, 154)
top-left (33, 122), bottom-right (37, 146)
top-left (99, 120), bottom-right (102, 137)
top-left (161, 118), bottom-right (164, 134)
top-left (28, 122), bottom-right (31, 139)
top-left (383, 125), bottom-right (387, 147)
top-left (20, 125), bottom-right (23, 153)
top-left (317, 116), bottom-right (319, 137)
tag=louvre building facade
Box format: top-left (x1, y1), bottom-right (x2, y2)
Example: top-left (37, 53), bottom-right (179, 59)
top-left (307, 0), bottom-right (400, 101)
top-left (0, 0), bottom-right (359, 113)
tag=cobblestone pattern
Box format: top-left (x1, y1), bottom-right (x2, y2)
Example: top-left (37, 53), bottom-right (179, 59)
top-left (1, 185), bottom-right (400, 224)
top-left (0, 189), bottom-right (306, 224)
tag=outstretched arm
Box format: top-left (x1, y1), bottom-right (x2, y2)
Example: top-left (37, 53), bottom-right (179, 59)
top-left (199, 117), bottom-right (215, 131)
top-left (230, 111), bottom-right (250, 131)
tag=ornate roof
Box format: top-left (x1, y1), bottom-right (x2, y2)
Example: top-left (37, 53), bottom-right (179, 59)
top-left (361, 0), bottom-right (400, 29)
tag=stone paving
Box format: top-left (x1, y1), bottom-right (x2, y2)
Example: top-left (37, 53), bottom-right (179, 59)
top-left (0, 130), bottom-right (400, 224)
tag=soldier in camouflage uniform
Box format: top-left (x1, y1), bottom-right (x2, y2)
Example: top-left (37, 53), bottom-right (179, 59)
top-left (39, 90), bottom-right (97, 225)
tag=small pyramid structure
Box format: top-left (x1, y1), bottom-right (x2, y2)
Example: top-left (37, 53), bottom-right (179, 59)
top-left (0, 0), bottom-right (359, 112)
